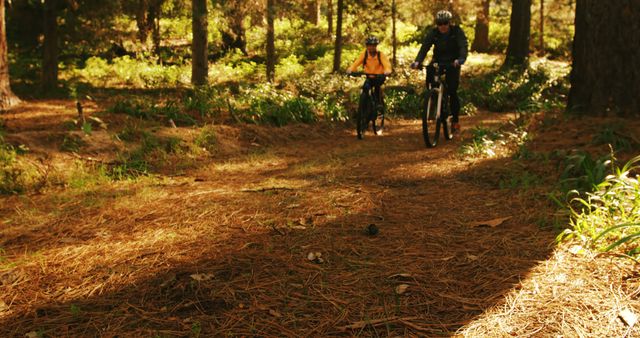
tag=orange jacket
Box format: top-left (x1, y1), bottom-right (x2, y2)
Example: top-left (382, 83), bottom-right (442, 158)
top-left (348, 50), bottom-right (392, 74)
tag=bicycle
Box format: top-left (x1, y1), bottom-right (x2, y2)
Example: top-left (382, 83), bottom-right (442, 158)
top-left (349, 72), bottom-right (386, 139)
top-left (417, 63), bottom-right (453, 148)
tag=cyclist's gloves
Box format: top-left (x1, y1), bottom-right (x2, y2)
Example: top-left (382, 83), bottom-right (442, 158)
top-left (410, 61), bottom-right (420, 69)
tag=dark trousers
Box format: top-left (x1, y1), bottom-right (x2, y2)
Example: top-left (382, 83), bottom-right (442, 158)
top-left (363, 76), bottom-right (386, 105)
top-left (426, 65), bottom-right (461, 123)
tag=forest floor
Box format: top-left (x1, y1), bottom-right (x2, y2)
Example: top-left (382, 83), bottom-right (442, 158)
top-left (1, 99), bottom-right (640, 337)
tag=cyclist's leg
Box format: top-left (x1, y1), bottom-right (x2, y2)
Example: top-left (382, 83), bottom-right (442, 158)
top-left (446, 66), bottom-right (461, 124)
top-left (373, 77), bottom-right (385, 106)
top-left (426, 65), bottom-right (436, 91)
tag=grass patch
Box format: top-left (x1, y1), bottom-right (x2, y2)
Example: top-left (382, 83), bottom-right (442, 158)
top-left (557, 155), bottom-right (640, 257)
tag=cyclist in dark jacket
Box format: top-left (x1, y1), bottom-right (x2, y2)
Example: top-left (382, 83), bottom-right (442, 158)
top-left (411, 10), bottom-right (468, 132)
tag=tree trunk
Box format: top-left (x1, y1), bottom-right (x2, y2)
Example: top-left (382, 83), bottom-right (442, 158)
top-left (305, 0), bottom-right (320, 25)
top-left (266, 0), bottom-right (276, 82)
top-left (327, 0), bottom-right (333, 36)
top-left (568, 0), bottom-right (640, 117)
top-left (391, 0), bottom-right (397, 67)
top-left (191, 0), bottom-right (208, 86)
top-left (539, 0), bottom-right (544, 52)
top-left (136, 0), bottom-right (150, 44)
top-left (471, 0), bottom-right (490, 52)
top-left (332, 0), bottom-right (343, 73)
top-left (42, 0), bottom-right (59, 92)
top-left (0, 0), bottom-right (19, 110)
top-left (505, 0), bottom-right (532, 66)
top-left (148, 0), bottom-right (164, 56)
top-left (221, 7), bottom-right (248, 55)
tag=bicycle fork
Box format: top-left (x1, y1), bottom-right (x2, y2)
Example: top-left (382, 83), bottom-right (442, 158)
top-left (435, 85), bottom-right (444, 120)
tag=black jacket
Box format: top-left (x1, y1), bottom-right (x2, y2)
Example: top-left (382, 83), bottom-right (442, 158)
top-left (414, 25), bottom-right (469, 65)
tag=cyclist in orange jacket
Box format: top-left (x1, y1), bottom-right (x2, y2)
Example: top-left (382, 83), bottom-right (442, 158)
top-left (347, 36), bottom-right (393, 107)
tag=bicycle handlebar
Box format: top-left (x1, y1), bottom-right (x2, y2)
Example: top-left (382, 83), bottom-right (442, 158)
top-left (348, 72), bottom-right (388, 78)
top-left (412, 62), bottom-right (456, 70)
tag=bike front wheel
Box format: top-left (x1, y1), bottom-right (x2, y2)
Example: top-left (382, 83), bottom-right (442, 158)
top-left (421, 89), bottom-right (440, 148)
top-left (356, 93), bottom-right (371, 139)
top-left (373, 104), bottom-right (384, 135)
top-left (441, 94), bottom-right (453, 141)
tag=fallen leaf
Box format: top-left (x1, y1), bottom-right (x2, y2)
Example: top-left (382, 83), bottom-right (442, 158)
top-left (395, 284), bottom-right (410, 295)
top-left (388, 273), bottom-right (412, 279)
top-left (568, 245), bottom-right (584, 255)
top-left (620, 308), bottom-right (638, 326)
top-left (268, 309), bottom-right (282, 318)
top-left (25, 332), bottom-right (38, 338)
top-left (0, 300), bottom-right (8, 312)
top-left (307, 252), bottom-right (317, 261)
top-left (190, 273), bottom-right (214, 281)
top-left (466, 254), bottom-right (479, 261)
top-left (469, 216), bottom-right (512, 228)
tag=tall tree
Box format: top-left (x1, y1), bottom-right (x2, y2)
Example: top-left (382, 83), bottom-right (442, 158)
top-left (42, 0), bottom-right (59, 91)
top-left (266, 0), bottom-right (276, 82)
top-left (304, 0), bottom-right (320, 25)
top-left (0, 0), bottom-right (19, 110)
top-left (538, 0), bottom-right (544, 52)
top-left (191, 0), bottom-right (208, 86)
top-left (505, 0), bottom-right (532, 66)
top-left (568, 0), bottom-right (640, 116)
top-left (136, 0), bottom-right (164, 54)
top-left (214, 0), bottom-right (255, 55)
top-left (332, 0), bottom-right (343, 73)
top-left (471, 0), bottom-right (490, 52)
top-left (327, 0), bottom-right (333, 36)
top-left (391, 0), bottom-right (397, 66)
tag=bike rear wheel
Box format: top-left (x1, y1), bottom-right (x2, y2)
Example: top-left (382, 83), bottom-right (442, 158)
top-left (373, 104), bottom-right (384, 135)
top-left (421, 89), bottom-right (440, 147)
top-left (441, 94), bottom-right (453, 140)
top-left (357, 93), bottom-right (371, 139)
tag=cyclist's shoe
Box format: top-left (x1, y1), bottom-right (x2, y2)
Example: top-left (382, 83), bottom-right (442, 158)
top-left (452, 122), bottom-right (461, 133)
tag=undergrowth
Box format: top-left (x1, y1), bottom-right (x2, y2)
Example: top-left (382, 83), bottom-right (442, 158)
top-left (557, 155), bottom-right (640, 258)
top-left (461, 59), bottom-right (570, 113)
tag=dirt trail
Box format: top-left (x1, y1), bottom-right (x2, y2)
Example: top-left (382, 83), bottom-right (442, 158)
top-left (0, 110), bottom-right (558, 336)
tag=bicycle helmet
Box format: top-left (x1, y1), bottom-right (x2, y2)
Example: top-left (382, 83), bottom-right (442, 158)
top-left (365, 36), bottom-right (379, 45)
top-left (435, 10), bottom-right (453, 25)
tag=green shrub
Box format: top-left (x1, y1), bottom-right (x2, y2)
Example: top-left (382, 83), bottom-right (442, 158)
top-left (558, 151), bottom-right (611, 197)
top-left (240, 84), bottom-right (318, 126)
top-left (195, 125), bottom-right (217, 153)
top-left (60, 134), bottom-right (87, 152)
top-left (321, 97), bottom-right (349, 122)
top-left (0, 136), bottom-right (42, 194)
top-left (110, 97), bottom-right (197, 126)
top-left (109, 98), bottom-right (152, 119)
top-left (460, 126), bottom-right (501, 157)
top-left (72, 56), bottom-right (189, 88)
top-left (385, 89), bottom-right (421, 118)
top-left (183, 86), bottom-right (228, 119)
top-left (461, 60), bottom-right (569, 113)
top-left (499, 168), bottom-right (542, 190)
top-left (558, 156), bottom-right (640, 256)
top-left (110, 133), bottom-right (183, 180)
top-left (592, 123), bottom-right (635, 152)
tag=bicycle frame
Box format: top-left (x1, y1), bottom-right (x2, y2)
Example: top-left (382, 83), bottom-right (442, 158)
top-left (418, 62), bottom-right (453, 147)
top-left (428, 63), bottom-right (448, 121)
top-left (349, 72), bottom-right (386, 139)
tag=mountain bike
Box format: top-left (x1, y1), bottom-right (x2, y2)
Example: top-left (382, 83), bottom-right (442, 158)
top-left (418, 63), bottom-right (453, 148)
top-left (349, 72), bottom-right (386, 139)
